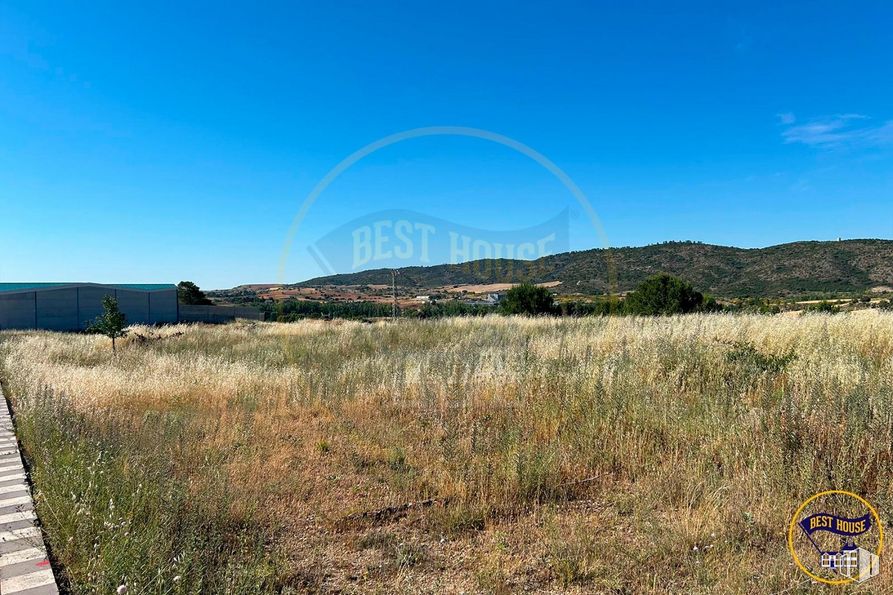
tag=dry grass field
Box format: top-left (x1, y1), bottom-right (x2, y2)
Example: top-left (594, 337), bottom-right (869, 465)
top-left (1, 312), bottom-right (892, 593)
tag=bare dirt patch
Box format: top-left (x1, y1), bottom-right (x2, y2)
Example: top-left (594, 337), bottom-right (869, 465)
top-left (443, 281), bottom-right (562, 294)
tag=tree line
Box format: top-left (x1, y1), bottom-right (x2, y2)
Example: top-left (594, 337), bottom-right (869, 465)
top-left (255, 274), bottom-right (723, 321)
top-left (500, 274), bottom-right (720, 317)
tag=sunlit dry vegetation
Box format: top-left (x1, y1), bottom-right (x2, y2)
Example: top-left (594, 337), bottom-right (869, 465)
top-left (1, 312), bottom-right (892, 593)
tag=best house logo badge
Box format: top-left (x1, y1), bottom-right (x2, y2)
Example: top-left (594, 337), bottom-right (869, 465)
top-left (788, 490), bottom-right (884, 584)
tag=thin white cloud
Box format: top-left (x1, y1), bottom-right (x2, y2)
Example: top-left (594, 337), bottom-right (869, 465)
top-left (866, 121), bottom-right (893, 145)
top-left (781, 113), bottom-right (893, 149)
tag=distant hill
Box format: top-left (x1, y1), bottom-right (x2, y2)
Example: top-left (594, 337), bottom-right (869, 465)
top-left (214, 240), bottom-right (893, 301)
top-left (268, 239), bottom-right (892, 298)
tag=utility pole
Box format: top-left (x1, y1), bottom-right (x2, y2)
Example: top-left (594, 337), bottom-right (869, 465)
top-left (391, 269), bottom-right (399, 320)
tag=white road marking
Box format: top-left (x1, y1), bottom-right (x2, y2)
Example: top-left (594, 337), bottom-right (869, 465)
top-left (0, 546), bottom-right (45, 565)
top-left (1, 568), bottom-right (56, 593)
top-left (0, 526), bottom-right (41, 543)
top-left (0, 510), bottom-right (36, 524)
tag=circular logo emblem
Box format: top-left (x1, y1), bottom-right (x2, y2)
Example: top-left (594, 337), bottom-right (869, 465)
top-left (787, 490), bottom-right (883, 585)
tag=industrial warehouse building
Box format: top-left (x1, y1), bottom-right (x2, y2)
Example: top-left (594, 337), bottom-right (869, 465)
top-left (0, 283), bottom-right (179, 331)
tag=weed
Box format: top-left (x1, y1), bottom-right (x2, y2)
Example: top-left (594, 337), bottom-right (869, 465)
top-left (392, 542), bottom-right (427, 569)
top-left (0, 312), bottom-right (891, 592)
top-left (724, 340), bottom-right (797, 372)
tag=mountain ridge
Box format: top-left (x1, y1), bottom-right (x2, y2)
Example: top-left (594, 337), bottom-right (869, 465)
top-left (234, 239), bottom-right (893, 298)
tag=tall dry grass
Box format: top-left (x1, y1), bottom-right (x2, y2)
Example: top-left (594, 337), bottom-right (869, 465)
top-left (1, 312), bottom-right (892, 593)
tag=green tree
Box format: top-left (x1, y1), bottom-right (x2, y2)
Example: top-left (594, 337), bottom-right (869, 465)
top-left (499, 283), bottom-right (557, 316)
top-left (88, 295), bottom-right (128, 353)
top-left (177, 281), bottom-right (213, 305)
top-left (623, 274), bottom-right (704, 315)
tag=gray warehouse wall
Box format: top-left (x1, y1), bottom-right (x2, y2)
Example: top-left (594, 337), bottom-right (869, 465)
top-left (77, 287), bottom-right (177, 330)
top-left (0, 293), bottom-right (36, 329)
top-left (0, 285), bottom-right (179, 331)
top-left (116, 290), bottom-right (150, 327)
top-left (36, 288), bottom-right (79, 331)
top-left (148, 290), bottom-right (178, 325)
top-left (77, 285), bottom-right (116, 330)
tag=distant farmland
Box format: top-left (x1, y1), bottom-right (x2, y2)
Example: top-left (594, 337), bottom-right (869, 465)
top-left (2, 313), bottom-right (892, 592)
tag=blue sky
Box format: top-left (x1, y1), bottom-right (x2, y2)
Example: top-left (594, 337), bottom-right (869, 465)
top-left (1, 1), bottom-right (891, 289)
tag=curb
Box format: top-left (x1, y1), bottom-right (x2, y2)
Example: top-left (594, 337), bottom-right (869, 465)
top-left (0, 385), bottom-right (58, 595)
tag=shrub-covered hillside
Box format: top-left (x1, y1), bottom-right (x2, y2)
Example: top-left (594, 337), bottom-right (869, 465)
top-left (283, 239), bottom-right (893, 297)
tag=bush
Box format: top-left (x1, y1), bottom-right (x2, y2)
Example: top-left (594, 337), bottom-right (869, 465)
top-left (411, 301), bottom-right (496, 318)
top-left (700, 295), bottom-right (723, 313)
top-left (499, 283), bottom-right (558, 316)
top-left (557, 299), bottom-right (626, 316)
top-left (271, 299), bottom-right (392, 321)
top-left (725, 341), bottom-right (797, 373)
top-left (803, 301), bottom-right (839, 314)
top-left (724, 298), bottom-right (781, 315)
top-left (623, 274), bottom-right (704, 315)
